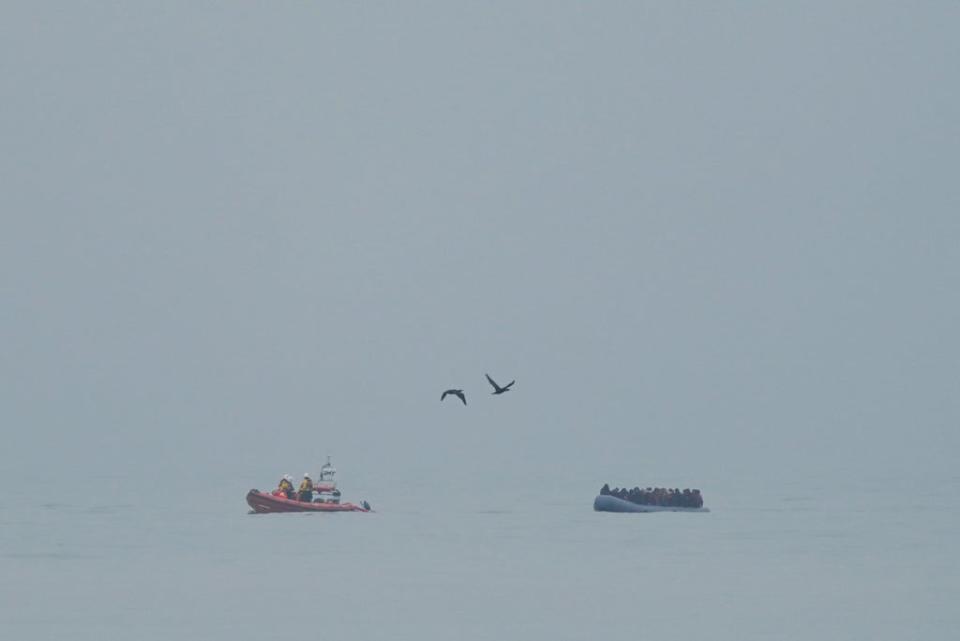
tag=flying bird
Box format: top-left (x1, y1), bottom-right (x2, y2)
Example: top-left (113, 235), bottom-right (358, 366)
top-left (485, 373), bottom-right (515, 395)
top-left (441, 389), bottom-right (467, 405)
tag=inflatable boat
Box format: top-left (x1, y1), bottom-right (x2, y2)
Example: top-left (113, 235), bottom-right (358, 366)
top-left (246, 489), bottom-right (370, 514)
top-left (594, 494), bottom-right (709, 513)
top-left (246, 457), bottom-right (371, 514)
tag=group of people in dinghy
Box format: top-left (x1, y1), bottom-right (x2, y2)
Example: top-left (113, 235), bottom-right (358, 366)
top-left (275, 474), bottom-right (340, 503)
top-left (600, 484), bottom-right (704, 508)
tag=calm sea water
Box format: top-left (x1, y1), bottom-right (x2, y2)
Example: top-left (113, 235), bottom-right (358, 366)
top-left (2, 467), bottom-right (957, 640)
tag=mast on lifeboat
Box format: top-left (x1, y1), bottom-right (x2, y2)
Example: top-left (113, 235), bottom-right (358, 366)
top-left (319, 456), bottom-right (336, 483)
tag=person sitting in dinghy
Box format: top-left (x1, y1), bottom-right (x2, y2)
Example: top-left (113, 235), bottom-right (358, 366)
top-left (277, 474), bottom-right (296, 499)
top-left (298, 474), bottom-right (314, 502)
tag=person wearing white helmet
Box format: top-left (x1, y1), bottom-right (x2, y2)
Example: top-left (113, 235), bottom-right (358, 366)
top-left (277, 474), bottom-right (295, 499)
top-left (297, 473), bottom-right (314, 503)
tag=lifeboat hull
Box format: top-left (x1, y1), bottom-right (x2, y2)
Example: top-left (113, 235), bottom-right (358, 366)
top-left (594, 495), bottom-right (709, 513)
top-left (246, 489), bottom-right (370, 514)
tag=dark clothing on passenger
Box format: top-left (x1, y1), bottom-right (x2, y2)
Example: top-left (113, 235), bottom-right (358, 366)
top-left (601, 482), bottom-right (705, 508)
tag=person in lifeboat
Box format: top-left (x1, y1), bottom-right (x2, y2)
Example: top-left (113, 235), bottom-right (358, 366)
top-left (297, 473), bottom-right (314, 502)
top-left (275, 474), bottom-right (295, 499)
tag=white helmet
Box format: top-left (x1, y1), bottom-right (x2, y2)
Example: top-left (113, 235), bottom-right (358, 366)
top-left (304, 473), bottom-right (311, 478)
top-left (284, 474), bottom-right (293, 482)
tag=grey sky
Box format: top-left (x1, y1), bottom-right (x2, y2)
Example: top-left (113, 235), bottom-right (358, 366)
top-left (2, 3), bottom-right (958, 493)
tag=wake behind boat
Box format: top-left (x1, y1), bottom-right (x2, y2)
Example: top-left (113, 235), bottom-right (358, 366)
top-left (247, 457), bottom-right (372, 514)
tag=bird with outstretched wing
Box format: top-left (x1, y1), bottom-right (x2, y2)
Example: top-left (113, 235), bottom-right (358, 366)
top-left (485, 373), bottom-right (515, 395)
top-left (441, 389), bottom-right (467, 405)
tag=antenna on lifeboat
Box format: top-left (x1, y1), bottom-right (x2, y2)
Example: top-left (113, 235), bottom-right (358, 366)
top-left (320, 455), bottom-right (336, 482)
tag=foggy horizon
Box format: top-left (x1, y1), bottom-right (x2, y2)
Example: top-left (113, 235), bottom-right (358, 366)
top-left (2, 4), bottom-right (958, 638)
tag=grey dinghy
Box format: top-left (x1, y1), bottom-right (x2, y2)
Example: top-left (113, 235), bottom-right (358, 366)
top-left (594, 495), bottom-right (710, 513)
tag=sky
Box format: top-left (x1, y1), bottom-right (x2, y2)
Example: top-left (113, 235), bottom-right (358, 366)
top-left (1, 2), bottom-right (958, 496)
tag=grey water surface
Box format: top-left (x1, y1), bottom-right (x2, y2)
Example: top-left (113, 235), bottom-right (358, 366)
top-left (2, 468), bottom-right (958, 640)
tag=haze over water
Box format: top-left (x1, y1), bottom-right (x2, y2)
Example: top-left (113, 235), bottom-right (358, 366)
top-left (2, 3), bottom-right (958, 640)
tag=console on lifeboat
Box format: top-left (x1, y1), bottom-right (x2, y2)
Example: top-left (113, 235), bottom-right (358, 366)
top-left (313, 456), bottom-right (342, 504)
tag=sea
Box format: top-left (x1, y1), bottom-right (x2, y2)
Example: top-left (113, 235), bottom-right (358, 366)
top-left (2, 465), bottom-right (957, 640)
